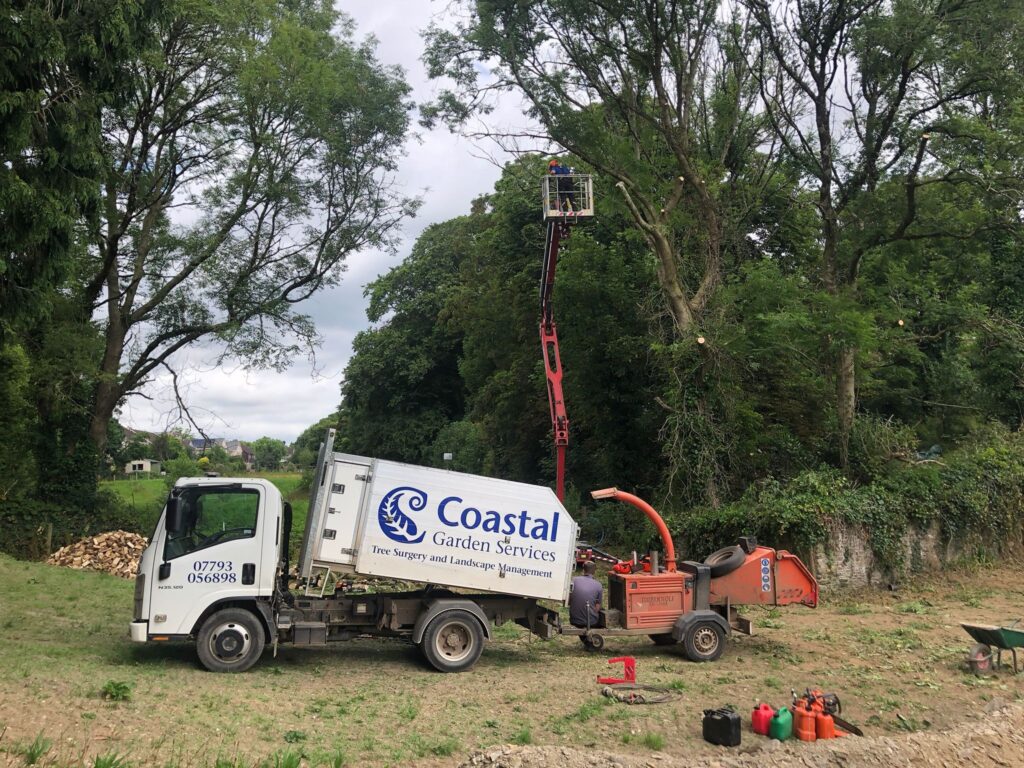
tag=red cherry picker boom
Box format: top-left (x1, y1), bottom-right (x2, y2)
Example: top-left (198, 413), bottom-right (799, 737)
top-left (540, 170), bottom-right (594, 500)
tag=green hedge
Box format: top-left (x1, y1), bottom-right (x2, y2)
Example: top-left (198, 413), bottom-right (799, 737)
top-left (0, 489), bottom-right (145, 560)
top-left (666, 425), bottom-right (1024, 575)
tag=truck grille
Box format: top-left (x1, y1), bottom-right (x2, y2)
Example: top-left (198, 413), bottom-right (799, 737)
top-left (133, 574), bottom-right (146, 621)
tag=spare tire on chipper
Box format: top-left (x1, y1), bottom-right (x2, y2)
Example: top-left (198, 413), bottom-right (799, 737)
top-left (704, 545), bottom-right (745, 577)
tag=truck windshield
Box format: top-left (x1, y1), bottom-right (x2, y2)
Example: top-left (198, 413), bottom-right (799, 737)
top-left (164, 486), bottom-right (259, 560)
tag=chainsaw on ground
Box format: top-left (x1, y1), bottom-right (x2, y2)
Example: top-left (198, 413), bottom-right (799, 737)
top-left (793, 688), bottom-right (864, 736)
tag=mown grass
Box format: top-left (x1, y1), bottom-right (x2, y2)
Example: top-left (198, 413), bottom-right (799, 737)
top-left (2, 552), bottom-right (1021, 766)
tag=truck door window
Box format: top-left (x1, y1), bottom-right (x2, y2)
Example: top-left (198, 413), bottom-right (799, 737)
top-left (164, 487), bottom-right (259, 560)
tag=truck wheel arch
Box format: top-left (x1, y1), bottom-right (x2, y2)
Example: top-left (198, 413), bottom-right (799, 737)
top-left (190, 599), bottom-right (273, 643)
top-left (412, 599), bottom-right (492, 645)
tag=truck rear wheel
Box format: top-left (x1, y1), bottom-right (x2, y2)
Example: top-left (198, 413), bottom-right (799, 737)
top-left (196, 608), bottom-right (265, 673)
top-left (421, 609), bottom-right (485, 673)
top-left (683, 620), bottom-right (725, 662)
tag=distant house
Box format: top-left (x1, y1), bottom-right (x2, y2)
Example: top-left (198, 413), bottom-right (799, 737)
top-left (125, 459), bottom-right (162, 476)
top-left (189, 437), bottom-right (254, 470)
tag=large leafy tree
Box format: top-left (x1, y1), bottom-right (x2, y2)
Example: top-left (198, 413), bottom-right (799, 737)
top-left (423, 1), bottom-right (809, 503)
top-left (340, 214), bottom-right (481, 463)
top-left (82, 0), bottom-right (416, 454)
top-left (742, 0), bottom-right (1024, 466)
top-left (0, 0), bottom-right (151, 328)
top-left (424, 0), bottom-right (780, 337)
top-left (341, 156), bottom-right (665, 501)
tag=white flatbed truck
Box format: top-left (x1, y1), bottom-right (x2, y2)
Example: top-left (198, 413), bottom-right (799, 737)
top-left (130, 429), bottom-right (578, 672)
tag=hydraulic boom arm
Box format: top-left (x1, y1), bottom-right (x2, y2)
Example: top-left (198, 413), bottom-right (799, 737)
top-left (540, 220), bottom-right (570, 500)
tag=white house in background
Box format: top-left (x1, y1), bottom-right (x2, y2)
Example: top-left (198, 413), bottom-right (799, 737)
top-left (125, 459), bottom-right (162, 476)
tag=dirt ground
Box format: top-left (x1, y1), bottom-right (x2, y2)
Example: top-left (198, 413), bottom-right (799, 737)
top-left (0, 558), bottom-right (1022, 767)
top-left (459, 700), bottom-right (1024, 767)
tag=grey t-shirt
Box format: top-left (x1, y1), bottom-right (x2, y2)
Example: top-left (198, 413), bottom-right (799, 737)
top-left (569, 575), bottom-right (603, 627)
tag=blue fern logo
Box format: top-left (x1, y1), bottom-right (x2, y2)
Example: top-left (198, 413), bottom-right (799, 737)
top-left (378, 486), bottom-right (428, 544)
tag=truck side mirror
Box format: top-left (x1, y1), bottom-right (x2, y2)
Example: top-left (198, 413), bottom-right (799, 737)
top-left (165, 495), bottom-right (184, 534)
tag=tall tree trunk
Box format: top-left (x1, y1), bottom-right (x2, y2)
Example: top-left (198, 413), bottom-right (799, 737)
top-left (836, 346), bottom-right (856, 470)
top-left (652, 233), bottom-right (696, 331)
top-left (89, 320), bottom-right (126, 457)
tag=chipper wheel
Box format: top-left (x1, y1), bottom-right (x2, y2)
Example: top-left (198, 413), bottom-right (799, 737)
top-left (683, 620), bottom-right (725, 662)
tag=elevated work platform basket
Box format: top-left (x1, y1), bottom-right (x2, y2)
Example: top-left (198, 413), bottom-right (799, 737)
top-left (543, 174), bottom-right (594, 219)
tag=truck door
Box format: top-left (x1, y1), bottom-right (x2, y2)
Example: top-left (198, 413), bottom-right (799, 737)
top-left (314, 459), bottom-right (369, 566)
top-left (148, 484), bottom-right (266, 637)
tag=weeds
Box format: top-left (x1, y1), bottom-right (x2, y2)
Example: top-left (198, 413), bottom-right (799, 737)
top-left (565, 698), bottom-right (607, 723)
top-left (641, 732), bottom-right (665, 750)
top-left (510, 728), bottom-right (532, 745)
top-left (282, 731), bottom-right (305, 744)
top-left (100, 680), bottom-right (133, 702)
top-left (264, 750), bottom-right (301, 768)
top-left (20, 733), bottom-right (51, 765)
top-left (396, 700), bottom-right (418, 721)
top-left (429, 737), bottom-right (459, 756)
top-left (93, 752), bottom-right (130, 768)
top-left (622, 732), bottom-right (665, 750)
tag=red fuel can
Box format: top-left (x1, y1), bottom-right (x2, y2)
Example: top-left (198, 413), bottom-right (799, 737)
top-left (751, 703), bottom-right (775, 736)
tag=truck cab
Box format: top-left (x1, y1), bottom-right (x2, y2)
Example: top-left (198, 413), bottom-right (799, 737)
top-left (131, 478), bottom-right (283, 668)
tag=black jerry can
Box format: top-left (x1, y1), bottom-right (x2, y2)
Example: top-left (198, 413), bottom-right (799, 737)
top-left (702, 708), bottom-right (742, 747)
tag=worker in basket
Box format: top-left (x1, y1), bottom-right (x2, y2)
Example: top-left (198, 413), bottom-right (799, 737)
top-left (548, 158), bottom-right (575, 213)
top-left (569, 560), bottom-right (603, 635)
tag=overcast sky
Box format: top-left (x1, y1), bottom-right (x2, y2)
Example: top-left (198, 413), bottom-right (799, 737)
top-left (120, 3), bottom-right (530, 444)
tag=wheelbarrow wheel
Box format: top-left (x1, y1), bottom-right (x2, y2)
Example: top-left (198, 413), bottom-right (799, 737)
top-left (967, 642), bottom-right (993, 676)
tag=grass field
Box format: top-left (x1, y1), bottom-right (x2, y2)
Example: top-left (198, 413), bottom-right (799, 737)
top-left (0, 554), bottom-right (1022, 768)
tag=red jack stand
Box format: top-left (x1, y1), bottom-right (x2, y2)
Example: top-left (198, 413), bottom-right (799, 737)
top-left (597, 656), bottom-right (637, 684)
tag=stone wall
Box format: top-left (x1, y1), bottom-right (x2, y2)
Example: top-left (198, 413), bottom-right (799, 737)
top-left (810, 519), bottom-right (1011, 589)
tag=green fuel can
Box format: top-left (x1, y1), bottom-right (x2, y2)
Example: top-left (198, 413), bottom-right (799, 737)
top-left (768, 706), bottom-right (793, 741)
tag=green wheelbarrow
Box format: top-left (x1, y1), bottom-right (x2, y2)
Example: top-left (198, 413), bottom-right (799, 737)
top-left (962, 620), bottom-right (1024, 675)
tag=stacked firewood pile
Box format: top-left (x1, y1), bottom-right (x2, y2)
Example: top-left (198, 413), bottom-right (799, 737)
top-left (47, 531), bottom-right (149, 579)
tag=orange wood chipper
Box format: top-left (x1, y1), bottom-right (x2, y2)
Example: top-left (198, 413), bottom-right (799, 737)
top-left (562, 488), bottom-right (818, 661)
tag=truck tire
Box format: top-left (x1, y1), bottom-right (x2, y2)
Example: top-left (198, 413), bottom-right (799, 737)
top-left (683, 620), bottom-right (725, 662)
top-left (420, 609), bottom-right (485, 673)
top-left (196, 608), bottom-right (265, 673)
top-left (704, 545), bottom-right (745, 577)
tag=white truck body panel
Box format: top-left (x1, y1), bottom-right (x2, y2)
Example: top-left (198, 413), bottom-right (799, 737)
top-left (302, 452), bottom-right (577, 603)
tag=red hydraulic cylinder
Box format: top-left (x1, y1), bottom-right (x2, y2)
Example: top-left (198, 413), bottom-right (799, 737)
top-left (540, 320), bottom-right (569, 500)
top-left (590, 488), bottom-right (676, 571)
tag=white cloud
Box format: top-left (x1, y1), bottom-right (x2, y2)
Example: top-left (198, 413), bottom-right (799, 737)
top-left (122, 2), bottom-right (528, 444)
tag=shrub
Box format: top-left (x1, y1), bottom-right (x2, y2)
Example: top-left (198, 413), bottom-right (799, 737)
top-left (668, 425), bottom-right (1024, 576)
top-left (0, 488), bottom-right (142, 559)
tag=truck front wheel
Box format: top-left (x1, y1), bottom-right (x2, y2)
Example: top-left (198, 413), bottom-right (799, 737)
top-left (421, 610), bottom-right (485, 673)
top-left (196, 608), bottom-right (265, 672)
